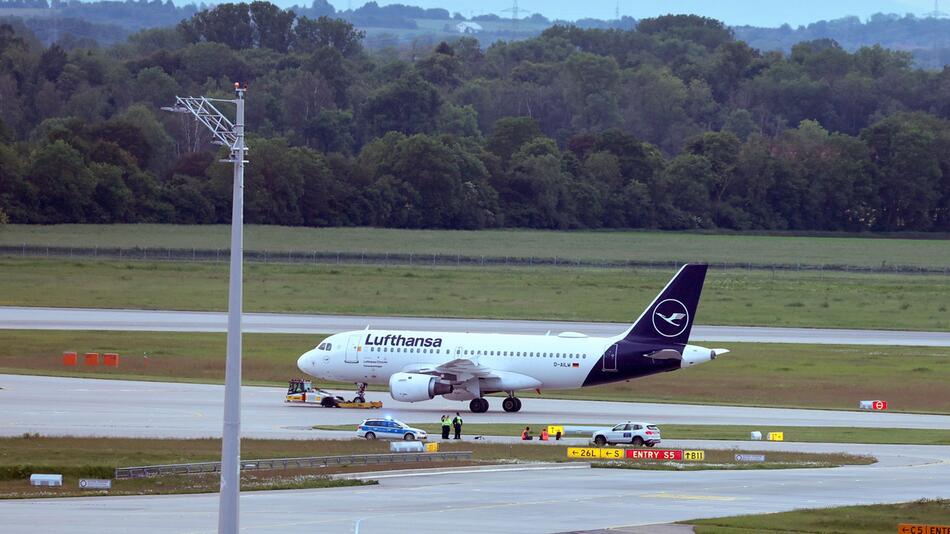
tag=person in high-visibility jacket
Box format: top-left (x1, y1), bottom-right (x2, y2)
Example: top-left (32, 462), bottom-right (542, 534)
top-left (452, 412), bottom-right (463, 439)
top-left (521, 426), bottom-right (532, 440)
top-left (440, 415), bottom-right (451, 439)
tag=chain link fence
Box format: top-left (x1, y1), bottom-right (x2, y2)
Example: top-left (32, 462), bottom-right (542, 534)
top-left (2, 244), bottom-right (946, 274)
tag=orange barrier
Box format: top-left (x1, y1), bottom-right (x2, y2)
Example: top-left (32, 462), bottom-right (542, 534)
top-left (103, 353), bottom-right (119, 367)
top-left (63, 352), bottom-right (78, 366)
top-left (84, 353), bottom-right (100, 366)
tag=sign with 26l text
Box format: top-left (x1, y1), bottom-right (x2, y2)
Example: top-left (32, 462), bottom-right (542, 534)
top-left (567, 447), bottom-right (624, 459)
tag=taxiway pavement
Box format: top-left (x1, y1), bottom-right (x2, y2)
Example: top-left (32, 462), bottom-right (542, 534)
top-left (2, 375), bottom-right (948, 440)
top-left (1, 374), bottom-right (948, 534)
top-left (2, 306), bottom-right (950, 346)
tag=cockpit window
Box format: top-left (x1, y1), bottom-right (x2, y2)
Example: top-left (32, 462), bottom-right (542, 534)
top-left (325, 343), bottom-right (332, 350)
top-left (317, 343), bottom-right (325, 350)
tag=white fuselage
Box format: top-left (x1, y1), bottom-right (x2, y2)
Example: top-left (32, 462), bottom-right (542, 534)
top-left (297, 329), bottom-right (718, 396)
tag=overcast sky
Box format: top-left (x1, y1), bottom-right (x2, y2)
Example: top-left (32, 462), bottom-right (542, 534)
top-left (313, 0), bottom-right (942, 27)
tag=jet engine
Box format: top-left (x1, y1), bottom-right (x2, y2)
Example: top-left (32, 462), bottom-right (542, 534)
top-left (389, 372), bottom-right (454, 402)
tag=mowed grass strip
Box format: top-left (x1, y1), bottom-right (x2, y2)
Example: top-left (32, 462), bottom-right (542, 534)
top-left (0, 470), bottom-right (372, 500)
top-left (0, 435), bottom-right (873, 499)
top-left (1, 330), bottom-right (947, 413)
top-left (0, 259), bottom-right (948, 330)
top-left (3, 224), bottom-right (949, 269)
top-left (314, 424), bottom-right (950, 446)
top-left (686, 499), bottom-right (950, 534)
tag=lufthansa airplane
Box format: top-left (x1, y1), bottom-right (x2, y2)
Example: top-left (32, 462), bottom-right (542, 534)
top-left (296, 264), bottom-right (728, 413)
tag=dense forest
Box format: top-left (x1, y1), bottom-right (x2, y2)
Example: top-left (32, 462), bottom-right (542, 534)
top-left (0, 5), bottom-right (949, 231)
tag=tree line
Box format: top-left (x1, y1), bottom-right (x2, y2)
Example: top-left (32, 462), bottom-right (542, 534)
top-left (1, 7), bottom-right (949, 231)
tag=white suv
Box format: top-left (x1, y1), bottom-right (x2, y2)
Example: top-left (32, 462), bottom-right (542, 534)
top-left (592, 421), bottom-right (661, 447)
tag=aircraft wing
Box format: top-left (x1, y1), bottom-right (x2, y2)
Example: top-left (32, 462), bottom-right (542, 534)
top-left (405, 358), bottom-right (497, 383)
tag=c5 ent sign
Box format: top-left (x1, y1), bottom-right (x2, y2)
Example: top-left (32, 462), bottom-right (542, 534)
top-left (899, 524), bottom-right (950, 534)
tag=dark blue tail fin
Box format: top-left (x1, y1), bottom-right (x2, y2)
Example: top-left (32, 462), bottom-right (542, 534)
top-left (621, 264), bottom-right (708, 345)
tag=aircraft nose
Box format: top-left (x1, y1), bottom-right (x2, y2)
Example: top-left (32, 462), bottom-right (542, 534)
top-left (297, 352), bottom-right (309, 373)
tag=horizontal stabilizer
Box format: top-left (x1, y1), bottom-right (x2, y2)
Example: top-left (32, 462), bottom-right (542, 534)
top-left (644, 349), bottom-right (683, 360)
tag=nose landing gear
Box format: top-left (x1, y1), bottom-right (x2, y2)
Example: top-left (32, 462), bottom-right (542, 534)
top-left (352, 382), bottom-right (367, 403)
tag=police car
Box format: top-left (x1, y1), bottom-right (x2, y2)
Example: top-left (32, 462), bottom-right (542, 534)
top-left (592, 421), bottom-right (661, 447)
top-left (357, 417), bottom-right (427, 441)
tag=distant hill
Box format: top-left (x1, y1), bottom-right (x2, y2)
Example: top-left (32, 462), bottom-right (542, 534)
top-left (2, 2), bottom-right (950, 68)
top-left (735, 14), bottom-right (950, 70)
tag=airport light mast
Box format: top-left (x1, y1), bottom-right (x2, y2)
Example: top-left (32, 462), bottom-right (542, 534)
top-left (162, 83), bottom-right (247, 534)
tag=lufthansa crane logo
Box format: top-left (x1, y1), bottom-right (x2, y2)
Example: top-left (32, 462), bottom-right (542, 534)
top-left (651, 299), bottom-right (689, 338)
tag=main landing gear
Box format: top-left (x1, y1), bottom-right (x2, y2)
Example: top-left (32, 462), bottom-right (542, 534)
top-left (469, 395), bottom-right (522, 413)
top-left (469, 398), bottom-right (489, 413)
top-left (352, 382), bottom-right (367, 403)
top-left (502, 395), bottom-right (522, 413)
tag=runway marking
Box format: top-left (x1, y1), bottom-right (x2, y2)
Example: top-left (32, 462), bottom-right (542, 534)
top-left (640, 492), bottom-right (739, 501)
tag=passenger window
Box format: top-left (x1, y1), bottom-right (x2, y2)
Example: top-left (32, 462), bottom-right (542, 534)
top-left (612, 424), bottom-right (625, 431)
top-left (633, 425), bottom-right (642, 430)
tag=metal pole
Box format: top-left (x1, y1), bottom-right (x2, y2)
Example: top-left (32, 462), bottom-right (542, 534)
top-left (218, 86), bottom-right (245, 534)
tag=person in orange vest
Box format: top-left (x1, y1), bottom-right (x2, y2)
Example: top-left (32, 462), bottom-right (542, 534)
top-left (540, 427), bottom-right (549, 441)
top-left (521, 426), bottom-right (532, 440)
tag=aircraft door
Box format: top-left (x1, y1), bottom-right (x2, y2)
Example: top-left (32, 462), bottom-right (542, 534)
top-left (602, 343), bottom-right (618, 372)
top-left (345, 334), bottom-right (361, 363)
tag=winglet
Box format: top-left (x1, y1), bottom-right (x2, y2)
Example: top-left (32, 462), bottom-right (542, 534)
top-left (619, 264), bottom-right (708, 345)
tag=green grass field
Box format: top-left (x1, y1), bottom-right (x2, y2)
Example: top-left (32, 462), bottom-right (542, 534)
top-left (2, 330), bottom-right (947, 412)
top-left (0, 435), bottom-right (872, 498)
top-left (2, 224), bottom-right (948, 269)
top-left (687, 499), bottom-right (950, 533)
top-left (1, 258), bottom-right (947, 330)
